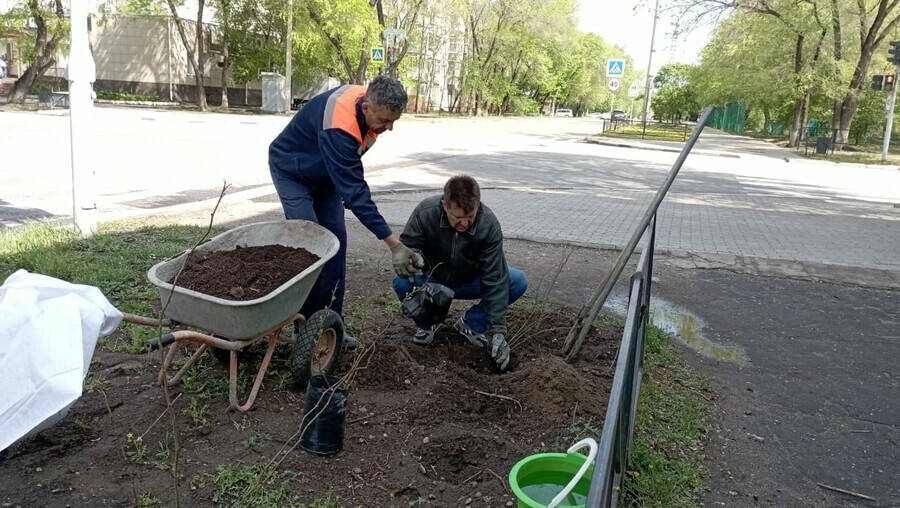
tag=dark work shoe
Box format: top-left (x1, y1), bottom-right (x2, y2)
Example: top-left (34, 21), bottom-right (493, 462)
top-left (412, 324), bottom-right (441, 345)
top-left (454, 317), bottom-right (487, 349)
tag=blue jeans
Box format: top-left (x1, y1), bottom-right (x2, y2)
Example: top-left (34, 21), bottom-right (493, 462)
top-left (269, 161), bottom-right (347, 321)
top-left (392, 267), bottom-right (528, 332)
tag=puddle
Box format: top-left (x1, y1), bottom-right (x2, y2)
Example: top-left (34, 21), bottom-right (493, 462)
top-left (603, 295), bottom-right (746, 364)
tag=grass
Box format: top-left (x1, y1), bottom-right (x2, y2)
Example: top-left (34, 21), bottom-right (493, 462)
top-left (800, 150), bottom-right (900, 165)
top-left (621, 325), bottom-right (712, 507)
top-left (0, 221), bottom-right (223, 319)
top-left (183, 397), bottom-right (210, 427)
top-left (206, 463), bottom-right (338, 508)
top-left (600, 123), bottom-right (690, 142)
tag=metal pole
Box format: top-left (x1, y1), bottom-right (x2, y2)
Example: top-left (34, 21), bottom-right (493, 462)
top-left (67, 3), bottom-right (98, 236)
top-left (882, 70), bottom-right (899, 161)
top-left (285, 0), bottom-right (292, 113)
top-left (563, 106), bottom-right (714, 361)
top-left (641, 0), bottom-right (660, 135)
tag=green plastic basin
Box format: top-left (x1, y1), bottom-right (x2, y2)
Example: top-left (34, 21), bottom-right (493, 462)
top-left (508, 452), bottom-right (594, 508)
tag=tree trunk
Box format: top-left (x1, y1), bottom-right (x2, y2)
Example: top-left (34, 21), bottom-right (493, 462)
top-left (167, 0), bottom-right (208, 110)
top-left (763, 106), bottom-right (771, 134)
top-left (787, 34), bottom-right (804, 147)
top-left (7, 0), bottom-right (65, 104)
top-left (195, 0), bottom-right (208, 110)
top-left (800, 91), bottom-right (812, 143)
top-left (219, 0), bottom-right (229, 109)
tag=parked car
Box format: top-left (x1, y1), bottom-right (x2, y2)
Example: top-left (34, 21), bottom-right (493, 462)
top-left (555, 108), bottom-right (573, 117)
top-left (611, 110), bottom-right (626, 120)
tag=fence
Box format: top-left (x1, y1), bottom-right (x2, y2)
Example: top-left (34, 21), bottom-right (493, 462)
top-left (600, 118), bottom-right (692, 141)
top-left (573, 106), bottom-right (714, 507)
top-left (708, 102), bottom-right (745, 134)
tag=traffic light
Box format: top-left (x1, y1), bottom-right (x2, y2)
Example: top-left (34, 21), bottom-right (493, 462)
top-left (889, 41), bottom-right (900, 65)
top-left (873, 75), bottom-right (884, 90)
top-left (887, 74), bottom-right (896, 91)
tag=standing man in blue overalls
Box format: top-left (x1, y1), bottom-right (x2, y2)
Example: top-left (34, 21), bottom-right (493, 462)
top-left (268, 76), bottom-right (422, 348)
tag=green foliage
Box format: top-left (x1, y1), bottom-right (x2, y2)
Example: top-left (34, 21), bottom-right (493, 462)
top-left (96, 90), bottom-right (162, 101)
top-left (652, 64), bottom-right (701, 123)
top-left (0, 0), bottom-right (70, 67)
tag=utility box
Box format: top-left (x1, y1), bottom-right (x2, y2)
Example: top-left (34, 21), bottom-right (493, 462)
top-left (815, 136), bottom-right (831, 155)
top-left (261, 72), bottom-right (287, 113)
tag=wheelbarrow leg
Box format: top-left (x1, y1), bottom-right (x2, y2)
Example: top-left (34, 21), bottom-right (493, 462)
top-left (159, 341), bottom-right (210, 387)
top-left (229, 331), bottom-right (280, 412)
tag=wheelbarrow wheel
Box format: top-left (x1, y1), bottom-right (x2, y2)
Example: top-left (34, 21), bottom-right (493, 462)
top-left (290, 309), bottom-right (343, 389)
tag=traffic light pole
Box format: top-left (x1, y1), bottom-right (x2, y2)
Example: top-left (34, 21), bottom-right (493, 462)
top-left (882, 67), bottom-right (899, 162)
top-left (883, 41), bottom-right (900, 161)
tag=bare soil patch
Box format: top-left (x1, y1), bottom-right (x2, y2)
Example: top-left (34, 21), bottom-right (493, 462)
top-left (0, 258), bottom-right (620, 507)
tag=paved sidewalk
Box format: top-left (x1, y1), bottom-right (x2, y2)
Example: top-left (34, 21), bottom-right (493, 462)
top-left (367, 187), bottom-right (900, 286)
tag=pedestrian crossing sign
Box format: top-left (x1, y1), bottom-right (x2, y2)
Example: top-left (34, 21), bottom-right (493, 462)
top-left (607, 59), bottom-right (625, 77)
top-left (371, 46), bottom-right (385, 63)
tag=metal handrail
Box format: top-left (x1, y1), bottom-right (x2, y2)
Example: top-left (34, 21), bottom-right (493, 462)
top-left (580, 107), bottom-right (715, 506)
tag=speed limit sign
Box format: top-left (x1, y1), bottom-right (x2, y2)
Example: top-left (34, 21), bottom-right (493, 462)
top-left (607, 78), bottom-right (621, 92)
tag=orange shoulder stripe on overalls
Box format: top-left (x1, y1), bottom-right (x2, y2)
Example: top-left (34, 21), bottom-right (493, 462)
top-left (323, 85), bottom-right (378, 155)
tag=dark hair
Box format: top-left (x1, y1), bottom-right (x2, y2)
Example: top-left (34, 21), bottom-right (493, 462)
top-left (365, 76), bottom-right (407, 113)
top-left (443, 175), bottom-right (481, 213)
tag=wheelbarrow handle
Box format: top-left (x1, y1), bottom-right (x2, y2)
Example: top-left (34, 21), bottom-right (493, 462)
top-left (146, 333), bottom-right (177, 352)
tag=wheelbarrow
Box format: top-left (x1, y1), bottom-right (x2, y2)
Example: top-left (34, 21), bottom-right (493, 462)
top-left (121, 220), bottom-right (344, 412)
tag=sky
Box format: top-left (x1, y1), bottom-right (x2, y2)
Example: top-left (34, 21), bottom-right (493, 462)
top-left (578, 0), bottom-right (716, 77)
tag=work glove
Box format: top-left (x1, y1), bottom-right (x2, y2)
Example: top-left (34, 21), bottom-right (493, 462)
top-left (390, 243), bottom-right (424, 278)
top-left (488, 332), bottom-right (510, 371)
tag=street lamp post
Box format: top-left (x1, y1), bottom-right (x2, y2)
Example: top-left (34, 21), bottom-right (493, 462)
top-left (641, 0), bottom-right (660, 135)
top-left (67, 0), bottom-right (98, 236)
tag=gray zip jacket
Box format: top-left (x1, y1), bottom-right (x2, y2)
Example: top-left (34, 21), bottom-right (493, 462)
top-left (399, 195), bottom-right (510, 334)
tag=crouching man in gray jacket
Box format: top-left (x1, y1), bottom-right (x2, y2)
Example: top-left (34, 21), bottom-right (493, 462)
top-left (391, 175), bottom-right (528, 371)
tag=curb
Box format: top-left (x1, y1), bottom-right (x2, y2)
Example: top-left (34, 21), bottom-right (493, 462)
top-left (582, 136), bottom-right (741, 159)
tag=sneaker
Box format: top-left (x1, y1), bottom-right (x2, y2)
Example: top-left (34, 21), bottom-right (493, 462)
top-left (412, 323), bottom-right (441, 345)
top-left (342, 331), bottom-right (358, 350)
top-left (454, 317), bottom-right (487, 349)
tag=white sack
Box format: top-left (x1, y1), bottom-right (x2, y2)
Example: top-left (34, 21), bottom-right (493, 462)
top-left (0, 269), bottom-right (123, 451)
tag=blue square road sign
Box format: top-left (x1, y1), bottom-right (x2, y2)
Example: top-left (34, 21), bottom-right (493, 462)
top-left (607, 59), bottom-right (625, 78)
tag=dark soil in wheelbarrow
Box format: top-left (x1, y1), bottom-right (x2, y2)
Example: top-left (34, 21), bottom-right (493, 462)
top-left (0, 254), bottom-right (621, 508)
top-left (172, 244), bottom-right (320, 301)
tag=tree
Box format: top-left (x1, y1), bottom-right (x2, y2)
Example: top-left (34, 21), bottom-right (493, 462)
top-left (652, 63), bottom-right (700, 122)
top-left (304, 0), bottom-right (381, 83)
top-left (2, 0), bottom-right (68, 104)
top-left (166, 0), bottom-right (208, 110)
top-left (676, 0), bottom-right (900, 147)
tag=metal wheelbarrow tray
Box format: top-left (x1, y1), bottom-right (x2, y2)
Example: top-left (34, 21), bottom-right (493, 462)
top-left (148, 219), bottom-right (339, 340)
top-left (122, 220), bottom-right (341, 411)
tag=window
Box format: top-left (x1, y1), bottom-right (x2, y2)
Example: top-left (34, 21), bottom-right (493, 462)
top-left (187, 51), bottom-right (211, 77)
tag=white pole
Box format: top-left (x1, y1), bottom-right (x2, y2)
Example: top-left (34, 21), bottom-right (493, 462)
top-left (67, 2), bottom-right (98, 236)
top-left (641, 0), bottom-right (660, 129)
top-left (882, 71), bottom-right (899, 161)
top-left (285, 0), bottom-right (292, 113)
